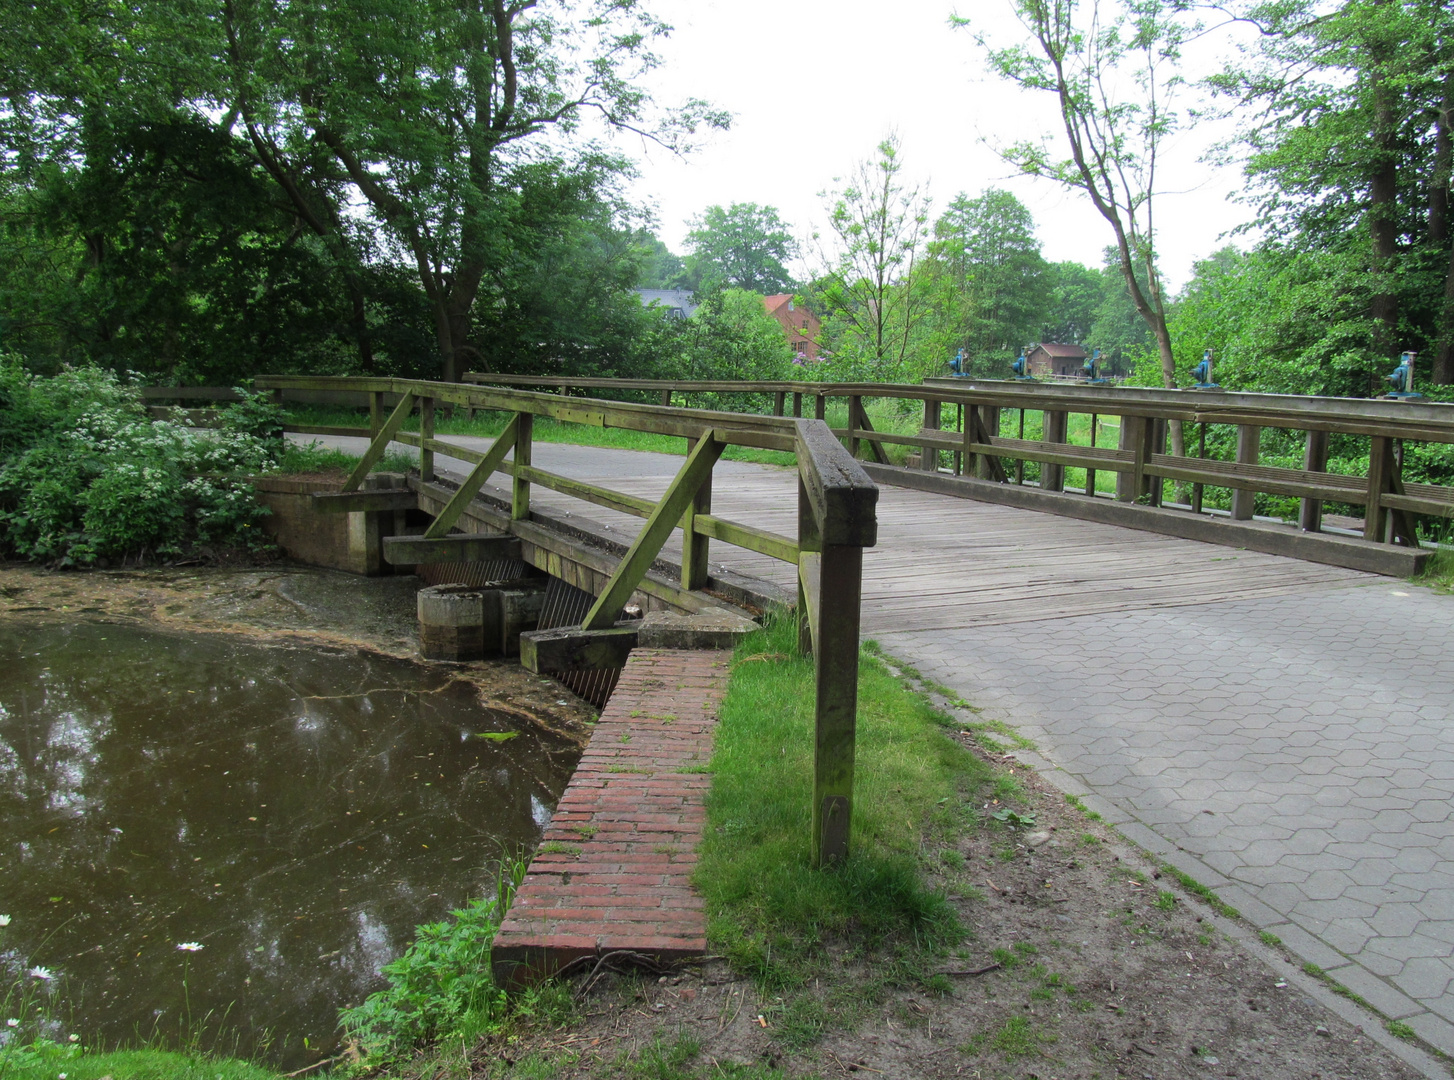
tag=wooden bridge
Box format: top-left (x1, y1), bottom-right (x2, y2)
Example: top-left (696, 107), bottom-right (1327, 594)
top-left (220, 373), bottom-right (1454, 1023)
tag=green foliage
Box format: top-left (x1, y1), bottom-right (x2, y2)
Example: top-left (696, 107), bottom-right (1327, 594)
top-left (0, 362), bottom-right (280, 565)
top-left (684, 204), bottom-right (798, 295)
top-left (0, 1048), bottom-right (281, 1080)
top-left (338, 861), bottom-right (526, 1062)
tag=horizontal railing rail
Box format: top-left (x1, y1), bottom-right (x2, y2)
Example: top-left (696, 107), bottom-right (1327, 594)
top-left (463, 373), bottom-right (1454, 555)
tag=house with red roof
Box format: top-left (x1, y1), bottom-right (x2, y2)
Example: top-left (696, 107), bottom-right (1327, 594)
top-left (763, 294), bottom-right (821, 360)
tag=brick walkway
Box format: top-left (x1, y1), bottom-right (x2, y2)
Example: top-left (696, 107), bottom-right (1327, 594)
top-left (492, 649), bottom-right (729, 986)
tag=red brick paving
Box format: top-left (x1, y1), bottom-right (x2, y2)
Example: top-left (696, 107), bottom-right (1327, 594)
top-left (491, 648), bottom-right (729, 986)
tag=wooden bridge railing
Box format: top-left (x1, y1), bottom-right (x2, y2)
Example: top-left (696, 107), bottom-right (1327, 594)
top-left (465, 373), bottom-right (1454, 575)
top-left (254, 374), bottom-right (877, 867)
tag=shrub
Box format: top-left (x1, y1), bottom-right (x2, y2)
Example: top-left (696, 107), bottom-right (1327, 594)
top-left (0, 358), bottom-right (285, 565)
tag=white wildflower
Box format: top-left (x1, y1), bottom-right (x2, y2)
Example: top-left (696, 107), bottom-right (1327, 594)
top-left (0, 915), bottom-right (10, 926)
top-left (176, 942), bottom-right (204, 952)
top-left (27, 966), bottom-right (53, 981)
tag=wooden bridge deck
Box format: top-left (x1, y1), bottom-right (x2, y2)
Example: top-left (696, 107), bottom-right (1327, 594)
top-left (410, 439), bottom-right (1371, 630)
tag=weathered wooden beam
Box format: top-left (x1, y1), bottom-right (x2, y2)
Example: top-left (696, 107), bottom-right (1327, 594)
top-left (795, 419), bottom-right (878, 548)
top-left (513, 412), bottom-right (533, 521)
top-left (311, 490), bottom-right (418, 514)
top-left (519, 625), bottom-right (639, 673)
top-left (381, 534), bottom-right (521, 565)
top-left (682, 466), bottom-right (712, 591)
top-left (580, 432), bottom-right (724, 630)
top-left (1299, 429), bottom-right (1329, 532)
top-left (422, 414), bottom-right (520, 539)
top-left (343, 390), bottom-right (416, 491)
top-left (1230, 425), bottom-right (1261, 520)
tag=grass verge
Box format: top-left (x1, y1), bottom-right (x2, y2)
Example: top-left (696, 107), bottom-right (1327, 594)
top-left (1, 1048), bottom-right (281, 1080)
top-left (694, 615), bottom-right (994, 1042)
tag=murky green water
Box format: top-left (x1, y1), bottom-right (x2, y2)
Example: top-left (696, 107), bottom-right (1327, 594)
top-left (0, 621), bottom-right (577, 1065)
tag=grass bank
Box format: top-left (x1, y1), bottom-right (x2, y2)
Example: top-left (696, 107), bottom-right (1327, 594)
top-left (1, 1048), bottom-right (280, 1080)
top-left (694, 616), bottom-right (994, 1042)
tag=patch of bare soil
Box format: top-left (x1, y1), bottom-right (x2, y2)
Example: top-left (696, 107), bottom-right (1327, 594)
top-left (0, 561), bottom-right (596, 745)
top-left (484, 741), bottom-right (1435, 1080)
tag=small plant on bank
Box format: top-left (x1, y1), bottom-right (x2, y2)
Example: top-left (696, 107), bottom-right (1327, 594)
top-left (337, 859), bottom-right (528, 1064)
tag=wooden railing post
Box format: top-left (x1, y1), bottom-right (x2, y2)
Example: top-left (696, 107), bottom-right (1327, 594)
top-left (513, 412), bottom-right (533, 521)
top-left (369, 391), bottom-right (384, 439)
top-left (921, 398), bottom-right (942, 472)
top-left (682, 465), bottom-right (712, 591)
top-left (1366, 435), bottom-right (1393, 541)
top-left (1117, 415), bottom-right (1153, 502)
top-left (847, 395), bottom-right (862, 458)
top-left (815, 393), bottom-right (826, 421)
top-left (773, 391), bottom-right (786, 417)
top-left (792, 391), bottom-right (803, 418)
top-left (794, 419), bottom-right (877, 869)
top-left (1231, 425), bottom-right (1261, 520)
top-left (420, 396), bottom-right (435, 482)
top-left (1042, 410), bottom-right (1067, 491)
top-left (1300, 429), bottom-right (1329, 532)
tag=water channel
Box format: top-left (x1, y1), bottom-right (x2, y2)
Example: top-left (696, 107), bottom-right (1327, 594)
top-left (0, 615), bottom-right (580, 1066)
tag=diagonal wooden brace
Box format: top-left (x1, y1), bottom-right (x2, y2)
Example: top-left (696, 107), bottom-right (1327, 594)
top-left (422, 414), bottom-right (520, 539)
top-left (580, 431), bottom-right (724, 630)
top-left (343, 390), bottom-right (416, 491)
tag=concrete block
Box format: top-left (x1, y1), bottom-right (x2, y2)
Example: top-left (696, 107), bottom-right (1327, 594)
top-left (417, 583), bottom-right (487, 661)
top-left (636, 610), bottom-right (758, 650)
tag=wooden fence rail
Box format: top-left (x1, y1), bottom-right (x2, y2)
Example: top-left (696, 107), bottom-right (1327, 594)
top-left (462, 373), bottom-right (1454, 576)
top-left (253, 374), bottom-right (877, 867)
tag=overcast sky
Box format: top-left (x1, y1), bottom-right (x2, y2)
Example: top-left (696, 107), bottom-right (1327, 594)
top-left (616, 0), bottom-right (1258, 292)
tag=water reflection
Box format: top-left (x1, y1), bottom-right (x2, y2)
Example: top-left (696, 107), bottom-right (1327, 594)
top-left (0, 621), bottom-right (577, 1066)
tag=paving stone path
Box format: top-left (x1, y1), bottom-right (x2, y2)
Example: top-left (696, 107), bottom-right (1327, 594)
top-left (305, 434), bottom-right (1454, 1051)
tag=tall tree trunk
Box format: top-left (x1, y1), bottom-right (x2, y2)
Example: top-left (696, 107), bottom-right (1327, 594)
top-left (1432, 70), bottom-right (1454, 384)
top-left (1367, 16), bottom-right (1401, 376)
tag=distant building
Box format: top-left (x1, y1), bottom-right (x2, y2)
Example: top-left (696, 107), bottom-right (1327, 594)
top-left (1026, 342), bottom-right (1088, 377)
top-left (635, 289), bottom-right (699, 319)
top-left (763, 294), bottom-right (821, 360)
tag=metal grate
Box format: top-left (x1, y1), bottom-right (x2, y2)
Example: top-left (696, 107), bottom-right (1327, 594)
top-left (416, 558), bottom-right (527, 587)
top-left (536, 577), bottom-right (622, 709)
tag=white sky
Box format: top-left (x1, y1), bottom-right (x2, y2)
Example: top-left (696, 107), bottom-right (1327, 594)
top-left (617, 0), bottom-right (1258, 292)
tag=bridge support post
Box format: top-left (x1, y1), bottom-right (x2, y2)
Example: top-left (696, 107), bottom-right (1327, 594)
top-left (792, 392), bottom-right (803, 418)
top-left (420, 396), bottom-right (435, 482)
top-left (513, 413), bottom-right (533, 521)
top-left (682, 465), bottom-right (713, 591)
top-left (773, 391), bottom-right (786, 417)
top-left (1042, 410), bottom-right (1067, 491)
top-left (1231, 425), bottom-right (1261, 520)
top-left (847, 395), bottom-right (862, 458)
top-left (1366, 435), bottom-right (1393, 541)
top-left (921, 399), bottom-right (942, 472)
top-left (1301, 429), bottom-right (1328, 532)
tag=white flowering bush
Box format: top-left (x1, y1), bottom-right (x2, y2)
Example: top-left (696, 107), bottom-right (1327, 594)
top-left (0, 358), bottom-right (284, 565)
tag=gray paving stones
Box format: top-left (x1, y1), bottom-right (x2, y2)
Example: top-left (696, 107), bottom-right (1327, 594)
top-left (875, 556), bottom-right (1454, 1045)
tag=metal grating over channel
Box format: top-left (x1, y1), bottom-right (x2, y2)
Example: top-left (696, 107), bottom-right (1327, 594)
top-left (536, 577), bottom-right (623, 709)
top-left (416, 558), bottom-right (527, 587)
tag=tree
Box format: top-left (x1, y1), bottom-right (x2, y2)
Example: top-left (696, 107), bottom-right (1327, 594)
top-left (811, 135), bottom-right (932, 381)
top-left (631, 229), bottom-right (690, 290)
top-left (221, 0), bottom-right (727, 382)
top-left (967, 0), bottom-right (1190, 450)
top-left (925, 188), bottom-right (1049, 369)
top-left (1216, 0), bottom-right (1454, 385)
top-left (1040, 260), bottom-right (1102, 344)
top-left (682, 203), bottom-right (797, 295)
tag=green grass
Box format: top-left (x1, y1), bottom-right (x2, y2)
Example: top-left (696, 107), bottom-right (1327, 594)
top-left (1417, 544), bottom-right (1454, 593)
top-left (695, 615), bottom-right (992, 1018)
top-left (1, 1049), bottom-right (281, 1080)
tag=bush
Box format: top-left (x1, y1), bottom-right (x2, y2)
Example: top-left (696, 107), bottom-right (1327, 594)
top-left (0, 358), bottom-right (285, 565)
top-left (337, 861), bottom-right (526, 1063)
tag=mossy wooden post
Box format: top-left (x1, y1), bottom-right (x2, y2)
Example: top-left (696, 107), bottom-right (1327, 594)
top-left (682, 465), bottom-right (712, 591)
top-left (796, 476), bottom-right (821, 657)
top-left (847, 395), bottom-right (862, 458)
top-left (794, 419), bottom-right (878, 869)
top-left (792, 391), bottom-right (803, 418)
top-left (513, 412), bottom-right (533, 521)
top-left (1116, 415), bottom-right (1153, 503)
top-left (369, 391), bottom-right (383, 439)
top-left (1301, 429), bottom-right (1329, 532)
top-left (1231, 425), bottom-right (1261, 520)
top-left (343, 390), bottom-right (417, 491)
top-left (815, 393), bottom-right (826, 421)
top-left (773, 391), bottom-right (786, 416)
top-left (1366, 435), bottom-right (1393, 541)
top-left (921, 399), bottom-right (942, 472)
top-left (422, 414), bottom-right (519, 537)
top-left (420, 396), bottom-right (435, 482)
top-left (1042, 410), bottom-right (1067, 491)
